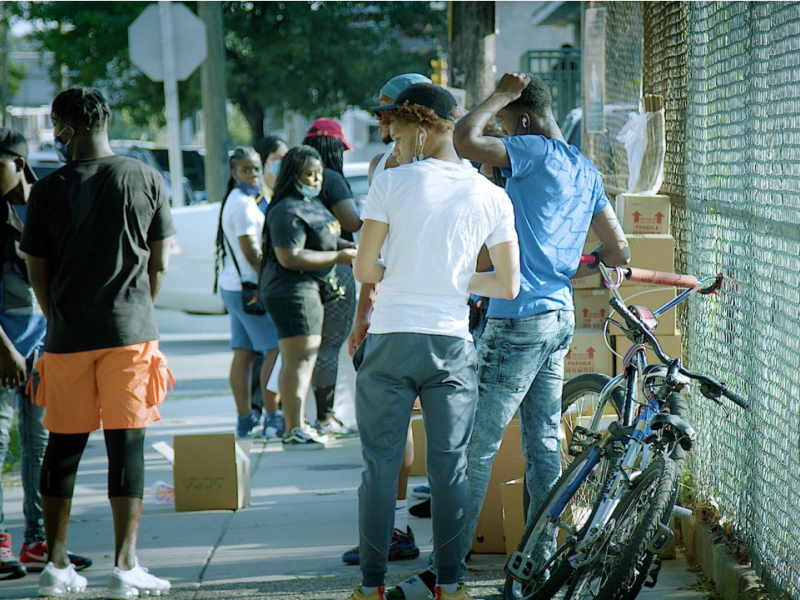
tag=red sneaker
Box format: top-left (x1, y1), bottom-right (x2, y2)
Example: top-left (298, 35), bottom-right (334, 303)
top-left (0, 533), bottom-right (26, 580)
top-left (19, 541), bottom-right (93, 572)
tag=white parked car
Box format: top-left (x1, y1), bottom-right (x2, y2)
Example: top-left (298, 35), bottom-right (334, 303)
top-left (157, 161), bottom-right (370, 315)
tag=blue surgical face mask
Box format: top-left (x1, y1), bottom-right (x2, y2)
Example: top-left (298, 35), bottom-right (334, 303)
top-left (269, 160), bottom-right (281, 177)
top-left (54, 126), bottom-right (74, 163)
top-left (238, 182), bottom-right (261, 197)
top-left (297, 183), bottom-right (321, 199)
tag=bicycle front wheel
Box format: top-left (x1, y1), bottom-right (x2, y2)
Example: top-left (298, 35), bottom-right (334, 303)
top-left (504, 442), bottom-right (619, 600)
top-left (565, 455), bottom-right (679, 600)
top-left (561, 374), bottom-right (623, 468)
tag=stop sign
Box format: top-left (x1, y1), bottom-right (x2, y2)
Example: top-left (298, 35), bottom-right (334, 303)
top-left (129, 3), bottom-right (207, 82)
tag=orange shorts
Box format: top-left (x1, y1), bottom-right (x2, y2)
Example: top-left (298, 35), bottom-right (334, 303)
top-left (30, 341), bottom-right (175, 434)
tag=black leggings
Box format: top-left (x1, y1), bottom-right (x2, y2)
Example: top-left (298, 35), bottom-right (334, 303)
top-left (40, 428), bottom-right (146, 499)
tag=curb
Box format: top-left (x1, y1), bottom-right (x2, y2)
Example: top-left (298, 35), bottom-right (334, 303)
top-left (682, 516), bottom-right (765, 599)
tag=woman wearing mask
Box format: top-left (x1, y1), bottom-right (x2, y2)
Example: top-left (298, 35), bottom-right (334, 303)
top-left (258, 135), bottom-right (289, 202)
top-left (214, 146), bottom-right (282, 439)
top-left (261, 145), bottom-right (356, 449)
top-left (303, 119), bottom-right (361, 436)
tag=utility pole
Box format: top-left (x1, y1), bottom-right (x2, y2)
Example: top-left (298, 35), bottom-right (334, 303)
top-left (0, 8), bottom-right (10, 127)
top-left (449, 1), bottom-right (496, 110)
top-left (197, 1), bottom-right (229, 205)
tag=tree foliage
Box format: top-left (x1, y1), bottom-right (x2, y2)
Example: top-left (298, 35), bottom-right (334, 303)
top-left (11, 1), bottom-right (447, 143)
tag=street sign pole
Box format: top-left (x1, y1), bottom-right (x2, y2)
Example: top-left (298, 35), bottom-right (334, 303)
top-left (158, 1), bottom-right (185, 206)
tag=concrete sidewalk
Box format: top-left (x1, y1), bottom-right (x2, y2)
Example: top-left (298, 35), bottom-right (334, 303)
top-left (1, 393), bottom-right (709, 599)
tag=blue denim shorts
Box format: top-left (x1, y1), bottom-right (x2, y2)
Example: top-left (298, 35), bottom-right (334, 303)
top-left (220, 288), bottom-right (279, 352)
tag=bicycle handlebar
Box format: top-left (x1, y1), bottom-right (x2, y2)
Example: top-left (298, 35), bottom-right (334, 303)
top-left (608, 296), bottom-right (748, 410)
top-left (578, 254), bottom-right (722, 293)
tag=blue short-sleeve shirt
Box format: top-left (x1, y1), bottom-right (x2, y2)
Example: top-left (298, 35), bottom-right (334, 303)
top-left (487, 135), bottom-right (609, 319)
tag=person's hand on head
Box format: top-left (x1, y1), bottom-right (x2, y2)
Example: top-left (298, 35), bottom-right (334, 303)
top-left (495, 72), bottom-right (531, 101)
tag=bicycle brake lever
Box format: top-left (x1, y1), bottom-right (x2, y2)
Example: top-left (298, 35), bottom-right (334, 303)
top-left (711, 395), bottom-right (731, 418)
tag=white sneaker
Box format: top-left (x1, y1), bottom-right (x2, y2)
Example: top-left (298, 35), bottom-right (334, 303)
top-left (38, 562), bottom-right (87, 597)
top-left (107, 558), bottom-right (170, 599)
top-left (282, 426), bottom-right (325, 450)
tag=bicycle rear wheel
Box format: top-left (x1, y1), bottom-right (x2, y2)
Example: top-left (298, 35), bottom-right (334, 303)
top-left (564, 455), bottom-right (679, 600)
top-left (504, 441), bottom-right (619, 600)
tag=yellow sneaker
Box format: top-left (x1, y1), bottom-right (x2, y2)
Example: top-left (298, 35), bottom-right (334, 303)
top-left (349, 586), bottom-right (387, 600)
top-left (434, 585), bottom-right (474, 600)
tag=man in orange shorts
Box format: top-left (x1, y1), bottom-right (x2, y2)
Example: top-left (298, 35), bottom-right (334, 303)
top-left (20, 87), bottom-right (175, 598)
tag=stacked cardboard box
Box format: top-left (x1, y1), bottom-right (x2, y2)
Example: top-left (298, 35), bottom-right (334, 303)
top-left (472, 419), bottom-right (526, 554)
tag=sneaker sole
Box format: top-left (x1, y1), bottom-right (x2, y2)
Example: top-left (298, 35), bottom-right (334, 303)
top-left (23, 560), bottom-right (92, 573)
top-left (0, 566), bottom-right (27, 580)
top-left (38, 583), bottom-right (87, 596)
top-left (107, 589), bottom-right (169, 599)
top-left (282, 443), bottom-right (325, 450)
top-left (388, 546), bottom-right (420, 561)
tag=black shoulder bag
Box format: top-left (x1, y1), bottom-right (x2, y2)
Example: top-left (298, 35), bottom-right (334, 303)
top-left (223, 233), bottom-right (267, 316)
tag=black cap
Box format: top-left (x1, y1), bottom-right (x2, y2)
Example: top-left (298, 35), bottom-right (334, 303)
top-left (0, 128), bottom-right (37, 183)
top-left (372, 83), bottom-right (457, 121)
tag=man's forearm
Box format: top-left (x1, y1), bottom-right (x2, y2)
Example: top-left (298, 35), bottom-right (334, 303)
top-left (149, 268), bottom-right (167, 302)
top-left (455, 93), bottom-right (515, 153)
top-left (355, 282), bottom-right (377, 323)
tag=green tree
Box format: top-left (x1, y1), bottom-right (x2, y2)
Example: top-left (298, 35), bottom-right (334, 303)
top-left (12, 1), bottom-right (446, 144)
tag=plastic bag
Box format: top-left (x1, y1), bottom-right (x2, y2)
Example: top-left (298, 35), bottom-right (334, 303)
top-left (152, 480), bottom-right (175, 504)
top-left (617, 108), bottom-right (665, 194)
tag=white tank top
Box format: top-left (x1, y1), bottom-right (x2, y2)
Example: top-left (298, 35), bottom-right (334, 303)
top-left (372, 146), bottom-right (394, 180)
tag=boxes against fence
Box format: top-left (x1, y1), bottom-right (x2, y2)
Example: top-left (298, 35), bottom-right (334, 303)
top-left (613, 332), bottom-right (682, 374)
top-left (410, 415), bottom-right (427, 477)
top-left (565, 329), bottom-right (614, 380)
top-left (625, 234), bottom-right (675, 274)
top-left (617, 194), bottom-right (672, 235)
top-left (501, 477), bottom-right (526, 557)
top-left (172, 433), bottom-right (251, 512)
top-left (472, 419), bottom-right (525, 554)
top-left (574, 288), bottom-right (611, 329)
top-left (618, 285), bottom-right (677, 335)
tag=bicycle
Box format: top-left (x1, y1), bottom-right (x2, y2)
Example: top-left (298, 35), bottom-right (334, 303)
top-left (504, 256), bottom-right (748, 600)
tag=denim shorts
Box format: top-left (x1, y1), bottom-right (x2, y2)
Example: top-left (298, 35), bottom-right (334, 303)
top-left (220, 288), bottom-right (279, 352)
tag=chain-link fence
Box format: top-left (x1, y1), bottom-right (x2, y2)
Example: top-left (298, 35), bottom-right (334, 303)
top-left (684, 3), bottom-right (800, 597)
top-left (635, 2), bottom-right (800, 597)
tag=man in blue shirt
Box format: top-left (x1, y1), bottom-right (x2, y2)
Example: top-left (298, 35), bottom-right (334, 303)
top-left (451, 72), bottom-right (630, 579)
top-left (0, 128), bottom-right (91, 580)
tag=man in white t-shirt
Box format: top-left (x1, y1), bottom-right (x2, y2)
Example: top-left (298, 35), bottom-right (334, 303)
top-left (348, 84), bottom-right (520, 600)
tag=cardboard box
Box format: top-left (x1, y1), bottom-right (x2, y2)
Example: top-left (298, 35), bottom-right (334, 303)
top-left (172, 434), bottom-right (251, 512)
top-left (614, 332), bottom-right (682, 374)
top-left (410, 415), bottom-right (427, 477)
top-left (617, 285), bottom-right (677, 335)
top-left (617, 194), bottom-right (671, 235)
top-left (501, 478), bottom-right (526, 557)
top-left (472, 420), bottom-right (526, 554)
top-left (574, 289), bottom-right (611, 329)
top-left (565, 329), bottom-right (614, 380)
top-left (625, 234), bottom-right (675, 274)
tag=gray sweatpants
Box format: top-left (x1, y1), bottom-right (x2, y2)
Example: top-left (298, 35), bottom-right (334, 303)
top-left (355, 332), bottom-right (477, 587)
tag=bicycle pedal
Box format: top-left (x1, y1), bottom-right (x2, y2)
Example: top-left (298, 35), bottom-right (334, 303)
top-left (646, 522), bottom-right (674, 555)
top-left (506, 551), bottom-right (536, 582)
top-left (644, 558), bottom-right (663, 588)
top-left (568, 426), bottom-right (602, 456)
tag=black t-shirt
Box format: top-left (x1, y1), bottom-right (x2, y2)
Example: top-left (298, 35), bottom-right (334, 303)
top-left (318, 168), bottom-right (354, 242)
top-left (260, 193), bottom-right (341, 299)
top-left (19, 155), bottom-right (176, 353)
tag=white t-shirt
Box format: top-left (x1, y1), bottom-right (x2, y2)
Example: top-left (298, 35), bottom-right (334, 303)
top-left (361, 158), bottom-right (517, 340)
top-left (218, 187), bottom-right (264, 292)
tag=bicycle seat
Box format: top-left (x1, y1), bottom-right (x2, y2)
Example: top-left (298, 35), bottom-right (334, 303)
top-left (650, 412), bottom-right (696, 451)
top-left (630, 305), bottom-right (658, 330)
